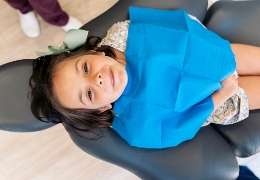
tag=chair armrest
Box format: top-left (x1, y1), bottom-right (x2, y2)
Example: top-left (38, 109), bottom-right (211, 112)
top-left (213, 110), bottom-right (260, 157)
top-left (204, 1), bottom-right (260, 157)
top-left (204, 0), bottom-right (260, 46)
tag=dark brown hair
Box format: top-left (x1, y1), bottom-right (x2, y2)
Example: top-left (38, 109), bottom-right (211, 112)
top-left (29, 35), bottom-right (116, 138)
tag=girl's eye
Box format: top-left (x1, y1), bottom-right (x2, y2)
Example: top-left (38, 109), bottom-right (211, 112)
top-left (88, 89), bottom-right (92, 101)
top-left (84, 63), bottom-right (88, 74)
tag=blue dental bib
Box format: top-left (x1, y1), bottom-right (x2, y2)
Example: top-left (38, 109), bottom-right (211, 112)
top-left (112, 7), bottom-right (236, 148)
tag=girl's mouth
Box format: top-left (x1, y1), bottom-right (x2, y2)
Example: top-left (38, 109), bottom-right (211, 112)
top-left (110, 69), bottom-right (114, 87)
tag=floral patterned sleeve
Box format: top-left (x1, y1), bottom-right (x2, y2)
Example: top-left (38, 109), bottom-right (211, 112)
top-left (99, 20), bottom-right (130, 53)
top-left (203, 87), bottom-right (249, 126)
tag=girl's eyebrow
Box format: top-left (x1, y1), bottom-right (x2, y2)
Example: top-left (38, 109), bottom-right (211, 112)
top-left (75, 59), bottom-right (81, 74)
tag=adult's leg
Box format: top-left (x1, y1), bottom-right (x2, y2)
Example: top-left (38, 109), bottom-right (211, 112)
top-left (6, 0), bottom-right (40, 38)
top-left (28, 0), bottom-right (68, 26)
top-left (5, 0), bottom-right (33, 13)
top-left (231, 44), bottom-right (260, 76)
top-left (238, 76), bottom-right (260, 110)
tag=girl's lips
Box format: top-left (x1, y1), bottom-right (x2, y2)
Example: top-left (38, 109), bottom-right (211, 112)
top-left (110, 69), bottom-right (114, 87)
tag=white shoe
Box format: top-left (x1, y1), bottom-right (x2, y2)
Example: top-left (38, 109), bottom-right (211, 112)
top-left (61, 16), bottom-right (83, 32)
top-left (17, 11), bottom-right (40, 38)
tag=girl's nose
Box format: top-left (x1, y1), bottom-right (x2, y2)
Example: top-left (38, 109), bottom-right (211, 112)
top-left (96, 73), bottom-right (103, 87)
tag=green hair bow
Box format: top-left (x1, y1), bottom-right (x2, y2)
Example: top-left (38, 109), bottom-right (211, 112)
top-left (36, 29), bottom-right (89, 56)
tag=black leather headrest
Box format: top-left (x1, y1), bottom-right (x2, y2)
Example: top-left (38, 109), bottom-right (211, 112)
top-left (0, 60), bottom-right (55, 132)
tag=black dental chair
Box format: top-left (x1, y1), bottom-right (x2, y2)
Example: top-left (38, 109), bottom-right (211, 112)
top-left (1, 0), bottom-right (260, 179)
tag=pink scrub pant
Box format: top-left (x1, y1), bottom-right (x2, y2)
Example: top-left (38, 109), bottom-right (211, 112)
top-left (5, 0), bottom-right (69, 26)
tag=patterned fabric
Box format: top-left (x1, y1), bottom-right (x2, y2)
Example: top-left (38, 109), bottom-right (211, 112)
top-left (99, 15), bottom-right (203, 53)
top-left (99, 20), bottom-right (130, 53)
top-left (203, 87), bottom-right (249, 126)
top-left (100, 17), bottom-right (249, 126)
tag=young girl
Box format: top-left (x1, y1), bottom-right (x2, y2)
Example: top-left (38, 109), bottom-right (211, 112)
top-left (29, 7), bottom-right (260, 148)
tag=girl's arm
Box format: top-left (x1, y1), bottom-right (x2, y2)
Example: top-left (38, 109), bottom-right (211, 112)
top-left (211, 74), bottom-right (239, 113)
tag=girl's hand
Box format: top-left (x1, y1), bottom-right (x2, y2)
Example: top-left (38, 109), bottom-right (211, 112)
top-left (220, 74), bottom-right (239, 99)
top-left (211, 74), bottom-right (239, 113)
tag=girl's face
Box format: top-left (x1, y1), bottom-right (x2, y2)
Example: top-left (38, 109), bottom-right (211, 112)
top-left (52, 53), bottom-right (128, 111)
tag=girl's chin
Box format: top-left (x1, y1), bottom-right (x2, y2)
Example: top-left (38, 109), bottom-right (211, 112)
top-left (115, 71), bottom-right (128, 89)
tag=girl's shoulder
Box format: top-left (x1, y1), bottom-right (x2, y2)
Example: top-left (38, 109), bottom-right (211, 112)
top-left (99, 20), bottom-right (130, 53)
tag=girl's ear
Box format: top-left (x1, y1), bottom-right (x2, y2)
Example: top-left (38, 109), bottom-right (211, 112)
top-left (98, 104), bottom-right (112, 113)
top-left (99, 52), bottom-right (105, 56)
top-left (88, 50), bottom-right (105, 56)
